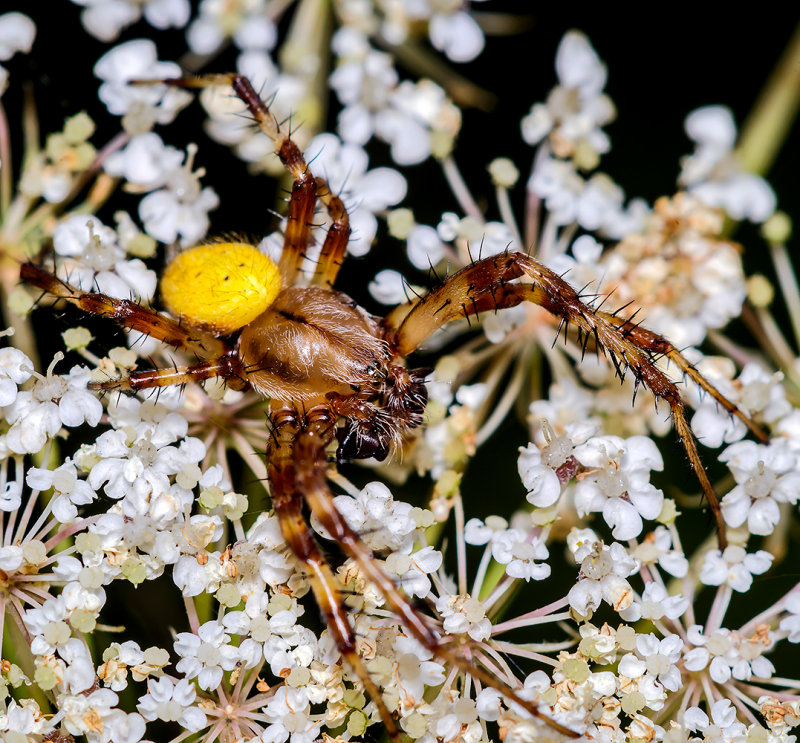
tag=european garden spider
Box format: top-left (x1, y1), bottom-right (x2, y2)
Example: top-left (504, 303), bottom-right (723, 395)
top-left (21, 73), bottom-right (769, 739)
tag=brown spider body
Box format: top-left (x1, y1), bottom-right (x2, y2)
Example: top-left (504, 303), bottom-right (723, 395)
top-left (239, 285), bottom-right (388, 404)
top-left (21, 72), bottom-right (770, 741)
top-left (238, 284), bottom-right (428, 460)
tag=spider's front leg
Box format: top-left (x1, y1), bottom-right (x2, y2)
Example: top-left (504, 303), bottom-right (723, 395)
top-left (266, 405), bottom-right (401, 741)
top-left (386, 251), bottom-right (769, 549)
top-left (137, 74), bottom-right (350, 288)
top-left (290, 406), bottom-right (579, 737)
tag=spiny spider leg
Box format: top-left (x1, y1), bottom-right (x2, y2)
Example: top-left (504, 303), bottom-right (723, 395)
top-left (21, 262), bottom-right (228, 359)
top-left (291, 406), bottom-right (580, 738)
top-left (386, 251), bottom-right (769, 549)
top-left (91, 353), bottom-right (247, 393)
top-left (140, 75), bottom-right (351, 288)
top-left (266, 406), bottom-right (401, 740)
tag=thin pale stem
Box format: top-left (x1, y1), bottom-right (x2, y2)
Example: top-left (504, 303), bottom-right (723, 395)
top-left (441, 155), bottom-right (483, 220)
top-left (0, 101), bottom-right (11, 216)
top-left (770, 241), bottom-right (800, 349)
top-left (496, 184), bottom-right (523, 248)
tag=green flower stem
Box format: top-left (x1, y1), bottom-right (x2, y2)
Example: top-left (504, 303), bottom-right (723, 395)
top-left (737, 20), bottom-right (800, 176)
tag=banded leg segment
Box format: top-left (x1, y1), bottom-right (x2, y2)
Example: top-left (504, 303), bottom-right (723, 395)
top-left (311, 180), bottom-right (349, 288)
top-left (149, 75), bottom-right (351, 288)
top-left (387, 251), bottom-right (769, 548)
top-left (21, 263), bottom-right (228, 359)
top-left (292, 407), bottom-right (578, 737)
top-left (266, 407), bottom-right (400, 741)
top-left (91, 352), bottom-right (247, 393)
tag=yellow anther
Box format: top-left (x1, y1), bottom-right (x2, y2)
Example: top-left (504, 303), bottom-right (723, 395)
top-left (161, 242), bottom-right (281, 334)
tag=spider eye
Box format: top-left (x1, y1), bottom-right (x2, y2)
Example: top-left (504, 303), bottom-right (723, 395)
top-left (161, 242), bottom-right (282, 334)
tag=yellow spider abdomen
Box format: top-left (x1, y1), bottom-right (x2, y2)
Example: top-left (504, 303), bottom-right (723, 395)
top-left (161, 242), bottom-right (281, 334)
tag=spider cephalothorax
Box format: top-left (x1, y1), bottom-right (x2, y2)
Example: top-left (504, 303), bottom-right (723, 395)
top-left (21, 72), bottom-right (769, 741)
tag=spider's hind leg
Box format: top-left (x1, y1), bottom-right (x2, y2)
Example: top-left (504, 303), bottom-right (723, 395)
top-left (266, 406), bottom-right (401, 741)
top-left (292, 406), bottom-right (579, 737)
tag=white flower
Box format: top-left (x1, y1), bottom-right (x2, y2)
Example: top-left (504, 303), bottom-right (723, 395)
top-left (521, 31), bottom-right (615, 161)
top-left (490, 527), bottom-right (551, 581)
top-left (567, 534), bottom-right (639, 614)
top-left (386, 545), bottom-right (442, 598)
top-left (27, 459), bottom-right (97, 522)
top-left (261, 686), bottom-right (322, 743)
top-left (779, 590), bottom-right (800, 643)
top-left (407, 223), bottom-right (447, 269)
top-left (435, 594), bottom-right (492, 641)
top-left (104, 132), bottom-right (184, 188)
top-left (318, 481), bottom-right (418, 554)
top-left (700, 545), bottom-right (773, 592)
top-left (0, 346), bottom-right (33, 405)
top-left (0, 12), bottom-right (36, 60)
top-left (618, 633), bottom-right (683, 710)
top-left (24, 595), bottom-right (72, 655)
top-left (222, 593), bottom-right (300, 670)
top-left (186, 0), bottom-right (277, 55)
top-left (620, 581), bottom-right (688, 624)
top-left (3, 361), bottom-right (102, 455)
top-left (52, 213), bottom-right (158, 300)
top-left (369, 268), bottom-right (410, 305)
top-left (138, 145), bottom-right (219, 246)
top-left (393, 640), bottom-right (446, 707)
top-left (429, 10), bottom-right (485, 63)
top-left (174, 620), bottom-right (240, 691)
top-left (72, 0), bottom-right (190, 41)
top-left (330, 37), bottom-right (399, 146)
top-left (95, 39), bottom-right (192, 134)
top-left (720, 438), bottom-right (800, 535)
top-left (137, 676), bottom-right (207, 731)
top-left (572, 435), bottom-right (664, 540)
top-left (248, 513), bottom-right (295, 587)
top-left (684, 624), bottom-right (775, 683)
top-left (632, 526), bottom-right (689, 578)
top-left (679, 105), bottom-right (776, 222)
top-left (374, 79), bottom-right (460, 165)
top-left (684, 699), bottom-right (746, 741)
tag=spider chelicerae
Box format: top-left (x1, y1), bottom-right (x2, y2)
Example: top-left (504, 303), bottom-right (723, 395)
top-left (21, 73), bottom-right (768, 740)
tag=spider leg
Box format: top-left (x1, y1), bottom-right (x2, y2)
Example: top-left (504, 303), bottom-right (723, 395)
top-left (386, 251), bottom-right (769, 549)
top-left (91, 351), bottom-right (247, 393)
top-left (141, 75), bottom-right (351, 288)
top-left (309, 181), bottom-right (350, 288)
top-left (21, 262), bottom-right (228, 359)
top-left (266, 406), bottom-right (401, 741)
top-left (292, 407), bottom-right (579, 737)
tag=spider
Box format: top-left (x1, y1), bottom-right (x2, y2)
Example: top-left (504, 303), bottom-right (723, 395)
top-left (21, 73), bottom-right (768, 740)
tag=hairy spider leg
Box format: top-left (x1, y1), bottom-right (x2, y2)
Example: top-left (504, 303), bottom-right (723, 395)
top-left (386, 251), bottom-right (769, 550)
top-left (290, 405), bottom-right (580, 738)
top-left (21, 262), bottom-right (228, 359)
top-left (92, 353), bottom-right (247, 393)
top-left (142, 74), bottom-right (351, 289)
top-left (266, 407), bottom-right (401, 740)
